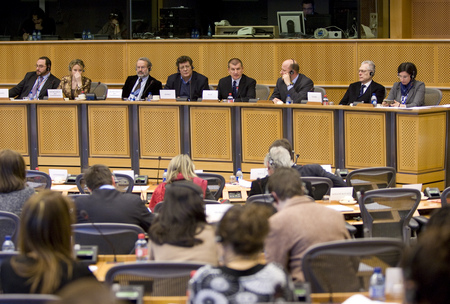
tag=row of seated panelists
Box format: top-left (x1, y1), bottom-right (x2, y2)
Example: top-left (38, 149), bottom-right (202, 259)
top-left (76, 173), bottom-right (134, 194)
top-left (25, 170), bottom-right (52, 191)
top-left (0, 294), bottom-right (60, 303)
top-left (302, 238), bottom-right (404, 293)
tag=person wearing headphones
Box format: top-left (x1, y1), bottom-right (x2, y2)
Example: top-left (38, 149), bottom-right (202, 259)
top-left (339, 60), bottom-right (386, 105)
top-left (164, 55), bottom-right (209, 101)
top-left (9, 56), bottom-right (60, 100)
top-left (217, 58), bottom-right (256, 102)
top-left (122, 57), bottom-right (162, 100)
top-left (270, 59), bottom-right (314, 104)
top-left (58, 59), bottom-right (91, 100)
top-left (383, 62), bottom-right (425, 108)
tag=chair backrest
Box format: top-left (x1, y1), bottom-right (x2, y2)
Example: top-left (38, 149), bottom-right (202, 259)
top-left (301, 177), bottom-right (333, 200)
top-left (302, 238), bottom-right (404, 293)
top-left (72, 223), bottom-right (145, 254)
top-left (441, 186), bottom-right (450, 207)
top-left (89, 82), bottom-right (108, 100)
top-left (76, 173), bottom-right (134, 194)
top-left (25, 170), bottom-right (52, 191)
top-left (358, 188), bottom-right (421, 244)
top-left (196, 173), bottom-right (225, 200)
top-left (423, 88), bottom-right (442, 106)
top-left (104, 261), bottom-right (205, 296)
top-left (0, 294), bottom-right (60, 303)
top-left (346, 167), bottom-right (396, 197)
top-left (313, 86), bottom-right (327, 98)
top-left (246, 194), bottom-right (274, 205)
top-left (0, 211), bottom-right (20, 245)
top-left (255, 84), bottom-right (270, 100)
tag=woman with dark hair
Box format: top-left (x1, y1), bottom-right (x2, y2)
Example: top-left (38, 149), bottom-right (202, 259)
top-left (148, 181), bottom-right (218, 265)
top-left (0, 191), bottom-right (96, 294)
top-left (58, 59), bottom-right (92, 100)
top-left (385, 62), bottom-right (425, 107)
top-left (188, 204), bottom-right (294, 303)
top-left (98, 9), bottom-right (127, 39)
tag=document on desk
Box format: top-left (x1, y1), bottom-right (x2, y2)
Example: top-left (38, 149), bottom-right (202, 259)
top-left (326, 205), bottom-right (354, 212)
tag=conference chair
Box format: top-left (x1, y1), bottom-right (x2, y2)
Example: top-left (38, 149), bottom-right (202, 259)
top-left (196, 173), bottom-right (225, 200)
top-left (104, 261), bottom-right (205, 296)
top-left (0, 211), bottom-right (20, 245)
top-left (89, 82), bottom-right (108, 100)
top-left (0, 294), bottom-right (60, 303)
top-left (302, 238), bottom-right (404, 293)
top-left (72, 223), bottom-right (145, 254)
top-left (255, 84), bottom-right (270, 100)
top-left (346, 166), bottom-right (396, 197)
top-left (357, 188), bottom-right (421, 245)
top-left (423, 88), bottom-right (442, 106)
top-left (302, 176), bottom-right (333, 200)
top-left (440, 186), bottom-right (450, 207)
top-left (25, 170), bottom-right (52, 191)
top-left (76, 173), bottom-right (134, 194)
top-left (313, 86), bottom-right (327, 98)
top-left (0, 251), bottom-right (18, 268)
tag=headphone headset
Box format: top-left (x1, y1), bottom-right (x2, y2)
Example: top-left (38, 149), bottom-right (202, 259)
top-left (290, 59), bottom-right (299, 75)
top-left (369, 71), bottom-right (374, 76)
top-left (46, 66), bottom-right (50, 72)
top-left (411, 71), bottom-right (416, 79)
top-left (268, 152), bottom-right (274, 167)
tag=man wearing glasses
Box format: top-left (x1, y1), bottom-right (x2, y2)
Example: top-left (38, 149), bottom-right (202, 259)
top-left (164, 55), bottom-right (209, 101)
top-left (9, 56), bottom-right (60, 100)
top-left (339, 60), bottom-right (386, 105)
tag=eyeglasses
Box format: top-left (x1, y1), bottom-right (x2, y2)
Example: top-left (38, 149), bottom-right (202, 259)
top-left (398, 75), bottom-right (410, 80)
top-left (358, 69), bottom-right (369, 73)
top-left (36, 65), bottom-right (46, 69)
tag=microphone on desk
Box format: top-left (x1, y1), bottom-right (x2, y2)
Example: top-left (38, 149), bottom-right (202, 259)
top-left (90, 82), bottom-right (103, 100)
top-left (156, 156), bottom-right (161, 185)
top-left (80, 210), bottom-right (117, 262)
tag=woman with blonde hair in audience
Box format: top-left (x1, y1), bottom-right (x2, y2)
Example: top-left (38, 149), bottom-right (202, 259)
top-left (58, 59), bottom-right (91, 100)
top-left (149, 154), bottom-right (214, 211)
top-left (0, 190), bottom-right (95, 294)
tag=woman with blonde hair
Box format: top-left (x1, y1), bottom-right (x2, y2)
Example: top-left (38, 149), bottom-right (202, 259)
top-left (0, 190), bottom-right (95, 294)
top-left (58, 59), bottom-right (91, 100)
top-left (149, 154), bottom-right (214, 211)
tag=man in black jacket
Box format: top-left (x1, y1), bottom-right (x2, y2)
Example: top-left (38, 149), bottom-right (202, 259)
top-left (122, 57), bottom-right (162, 100)
top-left (217, 58), bottom-right (256, 102)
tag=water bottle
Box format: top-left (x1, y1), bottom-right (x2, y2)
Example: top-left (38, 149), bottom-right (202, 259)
top-left (371, 93), bottom-right (377, 106)
top-left (32, 30), bottom-right (37, 41)
top-left (135, 233), bottom-right (148, 261)
top-left (227, 93), bottom-right (234, 103)
top-left (37, 30), bottom-right (41, 41)
top-left (236, 168), bottom-right (243, 183)
top-left (2, 235), bottom-right (15, 252)
top-left (128, 94), bottom-right (136, 101)
top-left (82, 30), bottom-right (86, 40)
top-left (207, 25), bottom-right (212, 37)
top-left (162, 169), bottom-right (167, 183)
top-left (195, 29), bottom-right (199, 38)
top-left (191, 29), bottom-right (195, 39)
top-left (369, 267), bottom-right (385, 301)
top-left (146, 92), bottom-right (153, 101)
top-left (87, 29), bottom-right (92, 40)
top-left (322, 94), bottom-right (329, 105)
top-left (286, 94), bottom-right (293, 104)
top-left (28, 91), bottom-right (34, 100)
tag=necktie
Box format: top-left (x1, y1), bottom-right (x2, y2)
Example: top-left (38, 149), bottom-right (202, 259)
top-left (134, 78), bottom-right (142, 94)
top-left (358, 84), bottom-right (366, 97)
top-left (232, 80), bottom-right (237, 98)
top-left (30, 76), bottom-right (43, 99)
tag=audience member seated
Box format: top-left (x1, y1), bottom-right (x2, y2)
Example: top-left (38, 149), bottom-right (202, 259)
top-left (339, 60), bottom-right (386, 105)
top-left (149, 154), bottom-right (215, 211)
top-left (188, 204), bottom-right (294, 303)
top-left (164, 56), bottom-right (209, 101)
top-left (19, 7), bottom-right (56, 41)
top-left (98, 9), bottom-right (127, 40)
top-left (217, 58), bottom-right (256, 102)
top-left (74, 164), bottom-right (153, 231)
top-left (264, 167), bottom-right (350, 282)
top-left (148, 181), bottom-right (218, 265)
top-left (302, 0), bottom-right (317, 16)
top-left (122, 57), bottom-right (162, 100)
top-left (270, 59), bottom-right (314, 104)
top-left (270, 138), bottom-right (346, 187)
top-left (0, 191), bottom-right (96, 294)
top-left (9, 56), bottom-right (60, 100)
top-left (58, 59), bottom-right (91, 100)
top-left (383, 62), bottom-right (425, 108)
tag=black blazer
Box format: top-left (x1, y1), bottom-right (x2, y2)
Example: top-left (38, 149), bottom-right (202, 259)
top-left (9, 72), bottom-right (60, 99)
top-left (75, 189), bottom-right (154, 231)
top-left (270, 74), bottom-right (314, 103)
top-left (217, 74), bottom-right (256, 102)
top-left (164, 71), bottom-right (209, 101)
top-left (122, 75), bottom-right (162, 99)
top-left (339, 81), bottom-right (386, 105)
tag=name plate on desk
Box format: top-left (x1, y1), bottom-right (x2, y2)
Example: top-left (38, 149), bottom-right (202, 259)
top-left (307, 92), bottom-right (322, 102)
top-left (160, 89), bottom-right (176, 99)
top-left (0, 89), bottom-right (8, 99)
top-left (47, 89), bottom-right (63, 99)
top-left (107, 89), bottom-right (122, 99)
top-left (202, 90), bottom-right (218, 100)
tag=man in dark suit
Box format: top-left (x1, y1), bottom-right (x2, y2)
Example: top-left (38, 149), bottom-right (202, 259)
top-left (164, 55), bottom-right (209, 101)
top-left (270, 59), bottom-right (314, 103)
top-left (9, 56), bottom-right (60, 100)
top-left (217, 58), bottom-right (256, 102)
top-left (339, 60), bottom-right (386, 105)
top-left (75, 164), bottom-right (154, 231)
top-left (122, 57), bottom-right (162, 100)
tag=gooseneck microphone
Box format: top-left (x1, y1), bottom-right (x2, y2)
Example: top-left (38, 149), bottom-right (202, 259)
top-left (80, 210), bottom-right (117, 262)
top-left (156, 156), bottom-right (162, 184)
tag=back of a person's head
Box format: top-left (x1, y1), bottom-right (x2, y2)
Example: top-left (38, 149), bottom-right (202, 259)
top-left (84, 164), bottom-right (112, 190)
top-left (267, 146), bottom-right (292, 170)
top-left (270, 138), bottom-right (295, 161)
top-left (426, 205), bottom-right (450, 230)
top-left (166, 154), bottom-right (196, 182)
top-left (0, 149), bottom-right (26, 193)
top-left (218, 204), bottom-right (271, 256)
top-left (403, 228), bottom-right (450, 304)
top-left (268, 167), bottom-right (303, 201)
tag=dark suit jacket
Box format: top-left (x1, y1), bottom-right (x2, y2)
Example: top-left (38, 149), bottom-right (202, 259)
top-left (9, 72), bottom-right (60, 99)
top-left (75, 189), bottom-right (154, 231)
top-left (294, 164), bottom-right (346, 187)
top-left (122, 75), bottom-right (163, 99)
top-left (339, 81), bottom-right (386, 105)
top-left (164, 71), bottom-right (209, 101)
top-left (386, 80), bottom-right (425, 108)
top-left (270, 74), bottom-right (314, 103)
top-left (217, 74), bottom-right (256, 102)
